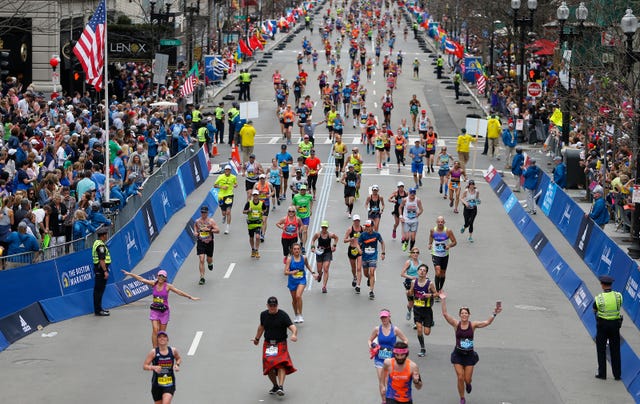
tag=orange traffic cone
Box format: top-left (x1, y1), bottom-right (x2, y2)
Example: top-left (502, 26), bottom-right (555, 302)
top-left (231, 144), bottom-right (241, 165)
top-left (212, 143), bottom-right (219, 157)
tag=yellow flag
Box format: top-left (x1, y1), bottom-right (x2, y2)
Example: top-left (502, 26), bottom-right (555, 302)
top-left (550, 107), bottom-right (563, 127)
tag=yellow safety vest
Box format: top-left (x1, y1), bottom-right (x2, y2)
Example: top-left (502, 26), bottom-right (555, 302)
top-left (92, 239), bottom-right (111, 265)
top-left (595, 291), bottom-right (622, 320)
top-left (192, 109), bottom-right (202, 123)
top-left (215, 107), bottom-right (225, 120)
top-left (197, 126), bottom-right (208, 142)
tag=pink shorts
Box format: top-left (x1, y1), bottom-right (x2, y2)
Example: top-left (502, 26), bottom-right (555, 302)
top-left (150, 308), bottom-right (170, 325)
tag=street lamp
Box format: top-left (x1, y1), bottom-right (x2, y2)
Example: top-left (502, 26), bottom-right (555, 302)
top-left (620, 8), bottom-right (640, 247)
top-left (556, 1), bottom-right (587, 145)
top-left (511, 0), bottom-right (537, 119)
top-left (489, 20), bottom-right (502, 76)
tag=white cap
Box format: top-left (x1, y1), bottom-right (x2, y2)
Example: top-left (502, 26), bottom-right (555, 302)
top-left (372, 184), bottom-right (379, 190)
top-left (252, 190), bottom-right (260, 195)
top-left (259, 173), bottom-right (266, 179)
top-left (224, 164), bottom-right (232, 170)
top-left (397, 181), bottom-right (405, 187)
top-left (352, 214), bottom-right (361, 221)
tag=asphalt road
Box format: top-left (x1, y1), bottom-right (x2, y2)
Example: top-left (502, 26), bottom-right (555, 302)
top-left (0, 4), bottom-right (636, 404)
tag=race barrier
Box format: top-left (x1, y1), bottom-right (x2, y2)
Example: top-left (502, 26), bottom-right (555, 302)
top-left (0, 147), bottom-right (212, 350)
top-left (484, 166), bottom-right (640, 402)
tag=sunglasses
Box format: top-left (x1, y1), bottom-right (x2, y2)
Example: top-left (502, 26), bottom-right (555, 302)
top-left (411, 251), bottom-right (419, 254)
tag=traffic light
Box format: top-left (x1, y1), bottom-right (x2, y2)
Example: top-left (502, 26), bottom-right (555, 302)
top-left (528, 68), bottom-right (539, 81)
top-left (0, 51), bottom-right (10, 82)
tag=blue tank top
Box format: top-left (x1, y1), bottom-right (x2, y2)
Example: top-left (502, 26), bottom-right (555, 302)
top-left (289, 255), bottom-right (306, 281)
top-left (406, 259), bottom-right (421, 278)
top-left (269, 168), bottom-right (281, 185)
top-left (377, 324), bottom-right (396, 360)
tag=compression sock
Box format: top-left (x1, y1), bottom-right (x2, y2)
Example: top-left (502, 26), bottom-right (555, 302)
top-left (418, 335), bottom-right (425, 349)
top-left (348, 203), bottom-right (353, 214)
top-left (434, 276), bottom-right (441, 291)
top-left (440, 277), bottom-right (446, 290)
top-left (409, 239), bottom-right (415, 249)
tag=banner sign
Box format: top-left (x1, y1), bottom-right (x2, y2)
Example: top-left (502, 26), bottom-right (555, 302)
top-left (0, 302), bottom-right (49, 344)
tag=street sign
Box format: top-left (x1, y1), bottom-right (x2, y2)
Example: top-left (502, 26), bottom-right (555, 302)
top-left (527, 82), bottom-right (542, 98)
top-left (160, 39), bottom-right (181, 46)
top-left (234, 15), bottom-right (247, 19)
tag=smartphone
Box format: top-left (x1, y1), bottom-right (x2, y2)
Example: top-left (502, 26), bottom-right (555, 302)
top-left (496, 301), bottom-right (502, 310)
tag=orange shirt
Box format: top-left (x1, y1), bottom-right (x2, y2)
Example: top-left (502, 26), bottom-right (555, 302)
top-left (386, 358), bottom-right (413, 402)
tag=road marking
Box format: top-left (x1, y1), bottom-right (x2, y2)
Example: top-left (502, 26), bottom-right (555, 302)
top-left (373, 80), bottom-right (376, 85)
top-left (224, 263), bottom-right (236, 279)
top-left (373, 90), bottom-right (376, 95)
top-left (187, 331), bottom-right (203, 356)
top-left (324, 138), bottom-right (332, 144)
top-left (380, 168), bottom-right (389, 175)
top-left (374, 102), bottom-right (378, 108)
top-left (352, 137), bottom-right (361, 144)
top-left (269, 137), bottom-right (279, 144)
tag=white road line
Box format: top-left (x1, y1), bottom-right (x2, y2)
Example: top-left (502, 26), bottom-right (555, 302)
top-left (223, 263), bottom-right (236, 279)
top-left (373, 80), bottom-right (376, 85)
top-left (268, 137), bottom-right (279, 144)
top-left (374, 102), bottom-right (378, 108)
top-left (324, 138), bottom-right (332, 144)
top-left (373, 90), bottom-right (376, 95)
top-left (187, 331), bottom-right (203, 356)
top-left (380, 169), bottom-right (390, 175)
top-left (352, 137), bottom-right (361, 144)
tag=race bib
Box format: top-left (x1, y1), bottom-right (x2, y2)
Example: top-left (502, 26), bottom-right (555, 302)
top-left (297, 206), bottom-right (308, 213)
top-left (199, 231), bottom-right (210, 238)
top-left (224, 197), bottom-right (233, 204)
top-left (364, 246), bottom-right (376, 255)
top-left (280, 161), bottom-right (288, 167)
top-left (414, 299), bottom-right (426, 307)
top-left (315, 247), bottom-right (325, 255)
top-left (407, 209), bottom-right (417, 219)
top-left (459, 338), bottom-right (474, 350)
top-left (378, 348), bottom-right (393, 359)
top-left (435, 242), bottom-right (446, 253)
top-left (347, 180), bottom-right (356, 187)
top-left (293, 270), bottom-right (304, 279)
top-left (395, 144), bottom-right (403, 150)
top-left (157, 375), bottom-right (174, 387)
top-left (265, 345), bottom-right (279, 356)
top-left (350, 247), bottom-right (359, 255)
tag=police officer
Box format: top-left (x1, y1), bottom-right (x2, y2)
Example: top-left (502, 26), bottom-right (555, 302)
top-left (227, 103), bottom-right (240, 145)
top-left (594, 275), bottom-right (622, 380)
top-left (197, 121), bottom-right (209, 149)
top-left (92, 227), bottom-right (111, 316)
top-left (214, 102), bottom-right (225, 144)
top-left (191, 104), bottom-right (203, 132)
top-left (240, 69), bottom-right (252, 101)
top-left (436, 55), bottom-right (444, 79)
top-left (453, 71), bottom-right (461, 100)
top-left (238, 69), bottom-right (247, 101)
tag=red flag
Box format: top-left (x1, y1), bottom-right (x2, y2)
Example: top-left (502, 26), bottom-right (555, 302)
top-left (73, 0), bottom-right (106, 91)
top-left (239, 39), bottom-right (253, 57)
top-left (287, 14), bottom-right (295, 23)
top-left (454, 41), bottom-right (464, 59)
top-left (249, 36), bottom-right (263, 51)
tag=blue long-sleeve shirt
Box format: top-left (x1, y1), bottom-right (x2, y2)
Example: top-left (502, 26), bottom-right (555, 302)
top-left (589, 197), bottom-right (610, 226)
top-left (512, 153), bottom-right (525, 176)
top-left (502, 129), bottom-right (517, 148)
top-left (73, 219), bottom-right (98, 240)
top-left (523, 165), bottom-right (540, 190)
top-left (553, 162), bottom-right (566, 189)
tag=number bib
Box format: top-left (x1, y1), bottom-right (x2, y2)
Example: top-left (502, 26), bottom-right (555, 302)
top-left (378, 348), bottom-right (393, 359)
top-left (414, 299), bottom-right (426, 307)
top-left (224, 197), bottom-right (233, 205)
top-left (266, 345), bottom-right (279, 357)
top-left (293, 270), bottom-right (304, 279)
top-left (364, 246), bottom-right (376, 255)
top-left (199, 231), bottom-right (210, 238)
top-left (157, 374), bottom-right (174, 387)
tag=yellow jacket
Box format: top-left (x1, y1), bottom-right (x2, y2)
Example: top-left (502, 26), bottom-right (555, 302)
top-left (457, 134), bottom-right (475, 152)
top-left (487, 117), bottom-right (501, 139)
top-left (239, 124), bottom-right (256, 147)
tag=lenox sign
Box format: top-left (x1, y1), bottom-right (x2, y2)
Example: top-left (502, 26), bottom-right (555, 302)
top-left (109, 42), bottom-right (149, 55)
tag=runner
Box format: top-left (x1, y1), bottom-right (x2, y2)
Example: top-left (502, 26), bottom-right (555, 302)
top-left (448, 161), bottom-right (466, 214)
top-left (417, 109), bottom-right (430, 138)
top-left (399, 187), bottom-right (423, 252)
top-left (388, 181), bottom-right (408, 240)
top-left (243, 190), bottom-right (268, 259)
top-left (193, 206), bottom-right (220, 285)
top-left (393, 128), bottom-right (407, 172)
top-left (428, 216), bottom-right (457, 295)
top-left (292, 184), bottom-right (313, 253)
top-left (368, 309), bottom-right (409, 404)
top-left (381, 341), bottom-right (423, 403)
top-left (268, 158), bottom-right (284, 207)
top-left (213, 165), bottom-right (238, 235)
top-left (333, 134), bottom-right (348, 181)
top-left (143, 331), bottom-right (182, 404)
top-left (401, 247), bottom-right (422, 320)
top-left (310, 220), bottom-right (339, 293)
top-left (409, 264), bottom-right (438, 357)
top-left (276, 206), bottom-right (303, 264)
top-left (252, 296), bottom-right (298, 397)
top-left (409, 140), bottom-right (426, 188)
top-left (424, 126), bottom-right (438, 174)
top-left (284, 243), bottom-right (314, 323)
top-left (305, 149), bottom-right (322, 201)
top-left (242, 154), bottom-right (263, 201)
top-left (440, 294), bottom-right (501, 404)
top-left (348, 147), bottom-right (364, 199)
top-left (341, 164), bottom-right (359, 217)
top-left (289, 167), bottom-right (306, 200)
top-left (358, 219), bottom-right (386, 300)
top-left (121, 269), bottom-right (199, 347)
top-left (365, 185), bottom-right (385, 231)
top-left (253, 174), bottom-right (276, 242)
top-left (437, 146), bottom-right (453, 198)
top-left (460, 180), bottom-right (480, 242)
top-left (408, 95), bottom-right (421, 132)
top-left (344, 214), bottom-right (364, 293)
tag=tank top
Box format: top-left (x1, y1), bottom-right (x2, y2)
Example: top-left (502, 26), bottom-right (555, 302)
top-left (151, 346), bottom-right (176, 388)
top-left (269, 168), bottom-right (281, 185)
top-left (438, 154), bottom-right (451, 171)
top-left (282, 215), bottom-right (299, 239)
top-left (195, 218), bottom-right (214, 243)
top-left (413, 278), bottom-right (432, 308)
top-left (405, 259), bottom-right (421, 278)
top-left (455, 322), bottom-right (474, 352)
top-left (245, 162), bottom-right (258, 183)
top-left (368, 196), bottom-right (381, 215)
top-left (348, 226), bottom-right (362, 254)
top-left (316, 232), bottom-right (332, 254)
top-left (402, 198), bottom-right (419, 223)
top-left (345, 171), bottom-right (358, 188)
top-left (431, 226), bottom-right (449, 257)
top-left (152, 283), bottom-right (170, 311)
top-left (334, 142), bottom-right (346, 159)
top-left (450, 168), bottom-right (462, 182)
top-left (386, 358), bottom-right (413, 402)
top-left (394, 190), bottom-right (407, 210)
top-left (394, 135), bottom-right (405, 150)
top-left (418, 117), bottom-right (429, 131)
top-left (425, 133), bottom-right (436, 151)
top-left (377, 324), bottom-right (396, 360)
top-left (255, 182), bottom-right (271, 204)
top-left (464, 189), bottom-right (478, 209)
top-left (289, 255), bottom-right (306, 280)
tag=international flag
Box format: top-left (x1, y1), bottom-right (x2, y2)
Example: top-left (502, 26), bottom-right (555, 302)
top-left (444, 38), bottom-right (456, 54)
top-left (73, 0), bottom-right (106, 91)
top-left (213, 57), bottom-right (228, 78)
top-left (249, 35), bottom-right (264, 51)
top-left (239, 39), bottom-right (253, 57)
top-left (180, 62), bottom-right (199, 97)
top-left (475, 73), bottom-right (486, 95)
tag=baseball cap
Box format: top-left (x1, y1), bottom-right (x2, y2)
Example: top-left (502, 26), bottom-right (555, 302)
top-left (321, 220), bottom-right (329, 228)
top-left (299, 184), bottom-right (307, 190)
top-left (224, 165), bottom-right (232, 170)
top-left (158, 269), bottom-right (168, 277)
top-left (296, 167), bottom-right (302, 172)
top-left (259, 173), bottom-right (266, 179)
top-left (364, 220), bottom-right (373, 227)
top-left (157, 331), bottom-right (168, 337)
top-left (553, 156), bottom-right (562, 161)
top-left (249, 154), bottom-right (256, 158)
top-left (200, 206), bottom-right (209, 212)
top-left (281, 144), bottom-right (287, 149)
top-left (409, 187), bottom-right (417, 194)
top-left (372, 185), bottom-right (379, 190)
top-left (352, 214), bottom-right (361, 221)
top-left (468, 180), bottom-right (475, 185)
top-left (267, 296), bottom-right (278, 306)
top-left (397, 181), bottom-right (404, 187)
top-left (252, 189), bottom-right (260, 195)
top-left (421, 109), bottom-right (426, 114)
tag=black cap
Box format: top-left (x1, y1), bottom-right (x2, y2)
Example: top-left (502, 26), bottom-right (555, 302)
top-left (97, 227), bottom-right (109, 236)
top-left (281, 144), bottom-right (287, 149)
top-left (267, 296), bottom-right (278, 306)
top-left (599, 275), bottom-right (614, 285)
top-left (200, 206), bottom-right (209, 212)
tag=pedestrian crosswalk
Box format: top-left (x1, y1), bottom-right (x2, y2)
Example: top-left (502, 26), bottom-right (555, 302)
top-left (251, 133), bottom-right (453, 146)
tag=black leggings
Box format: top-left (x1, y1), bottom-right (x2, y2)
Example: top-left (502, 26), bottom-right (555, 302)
top-left (307, 175), bottom-right (318, 192)
top-left (281, 237), bottom-right (298, 256)
top-left (463, 207), bottom-right (477, 234)
top-left (395, 148), bottom-right (405, 164)
top-left (271, 182), bottom-right (281, 200)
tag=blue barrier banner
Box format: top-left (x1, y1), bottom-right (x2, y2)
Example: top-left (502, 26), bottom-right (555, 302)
top-left (0, 330), bottom-right (8, 352)
top-left (108, 220), bottom-right (147, 278)
top-left (178, 161), bottom-right (196, 196)
top-left (582, 226), bottom-right (615, 277)
top-left (503, 192), bottom-right (519, 213)
top-left (573, 215), bottom-right (595, 258)
top-left (56, 249), bottom-right (94, 295)
top-left (547, 190), bottom-right (583, 245)
top-left (530, 231), bottom-right (549, 256)
top-left (579, 304), bottom-right (597, 339)
top-left (195, 149), bottom-right (209, 187)
top-left (627, 370), bottom-right (640, 403)
top-left (132, 212), bottom-right (152, 257)
top-left (520, 218), bottom-right (541, 244)
top-left (40, 284), bottom-right (124, 323)
top-left (141, 199), bottom-right (160, 243)
top-left (160, 230), bottom-right (193, 272)
top-left (540, 181), bottom-right (557, 216)
top-left (556, 265), bottom-right (582, 299)
top-left (623, 270), bottom-right (640, 328)
top-left (570, 282), bottom-right (594, 317)
top-left (620, 341), bottom-right (640, 390)
top-left (0, 261), bottom-right (62, 319)
top-left (0, 302), bottom-right (49, 344)
top-left (546, 253), bottom-right (570, 284)
top-left (116, 267), bottom-right (159, 303)
top-left (496, 180), bottom-right (510, 203)
top-left (536, 242), bottom-right (557, 269)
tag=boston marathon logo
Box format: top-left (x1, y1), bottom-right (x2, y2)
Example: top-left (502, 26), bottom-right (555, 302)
top-left (122, 279), bottom-right (150, 298)
top-left (60, 265), bottom-right (93, 288)
top-left (161, 191), bottom-right (170, 217)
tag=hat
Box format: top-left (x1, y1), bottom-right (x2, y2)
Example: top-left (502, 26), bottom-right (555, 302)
top-left (321, 220), bottom-right (329, 228)
top-left (421, 109), bottom-right (426, 114)
top-left (296, 167), bottom-right (303, 172)
top-left (508, 122), bottom-right (514, 127)
top-left (352, 214), bottom-right (361, 221)
top-left (299, 184), bottom-right (307, 190)
top-left (379, 310), bottom-right (390, 318)
top-left (267, 296), bottom-right (278, 305)
top-left (599, 275), bottom-right (614, 285)
top-left (157, 269), bottom-right (168, 277)
top-left (304, 134), bottom-right (310, 139)
top-left (468, 180), bottom-right (475, 185)
top-left (224, 165), bottom-right (232, 170)
top-left (576, 141), bottom-right (584, 148)
top-left (364, 220), bottom-right (373, 226)
top-left (461, 128), bottom-right (466, 133)
top-left (17, 222), bottom-right (28, 229)
top-left (91, 201), bottom-right (101, 210)
top-left (281, 144), bottom-right (287, 149)
top-left (397, 181), bottom-right (405, 187)
top-left (249, 154), bottom-right (256, 158)
top-left (97, 227), bottom-right (109, 235)
top-left (62, 135), bottom-right (70, 142)
top-left (553, 156), bottom-right (562, 161)
top-left (409, 187), bottom-right (417, 194)
top-left (207, 117), bottom-right (212, 121)
top-left (200, 205), bottom-right (209, 212)
top-left (259, 173), bottom-right (266, 179)
top-left (157, 331), bottom-right (168, 337)
top-left (252, 190), bottom-right (260, 195)
top-left (372, 185), bottom-right (379, 190)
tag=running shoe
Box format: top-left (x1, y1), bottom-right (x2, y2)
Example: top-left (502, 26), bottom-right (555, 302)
top-left (460, 399), bottom-right (466, 404)
top-left (254, 251), bottom-right (261, 259)
top-left (224, 224), bottom-right (230, 234)
top-left (392, 229), bottom-right (396, 239)
top-left (439, 184), bottom-right (443, 194)
top-left (355, 286), bottom-right (361, 294)
top-left (419, 179), bottom-right (423, 186)
top-left (369, 291), bottom-right (375, 300)
top-left (301, 247), bottom-right (306, 254)
top-left (251, 250), bottom-right (256, 258)
top-left (449, 200), bottom-right (454, 207)
top-left (454, 209), bottom-right (459, 214)
top-left (272, 206), bottom-right (276, 211)
top-left (260, 235), bottom-right (265, 243)
top-left (466, 383), bottom-right (472, 394)
top-left (352, 278), bottom-right (357, 287)
top-left (406, 309), bottom-right (411, 321)
top-left (336, 177), bottom-right (340, 182)
top-left (418, 349), bottom-right (426, 357)
top-left (269, 386), bottom-right (279, 395)
top-left (298, 315), bottom-right (304, 323)
top-left (276, 386), bottom-right (285, 396)
top-left (469, 236), bottom-right (473, 243)
top-left (460, 226), bottom-right (465, 234)
top-left (322, 287), bottom-right (327, 293)
top-left (208, 264), bottom-right (214, 271)
top-left (402, 241), bottom-right (408, 252)
top-left (199, 277), bottom-right (205, 285)
top-left (293, 315), bottom-right (300, 324)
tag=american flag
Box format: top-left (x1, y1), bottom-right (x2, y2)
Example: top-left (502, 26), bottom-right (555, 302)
top-left (476, 73), bottom-right (486, 95)
top-left (181, 75), bottom-right (196, 97)
top-left (73, 0), bottom-right (106, 91)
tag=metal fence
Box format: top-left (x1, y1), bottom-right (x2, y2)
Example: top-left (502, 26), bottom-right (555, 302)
top-left (0, 144), bottom-right (202, 270)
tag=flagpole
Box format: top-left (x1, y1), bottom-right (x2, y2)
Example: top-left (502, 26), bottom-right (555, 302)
top-left (104, 0), bottom-right (110, 202)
